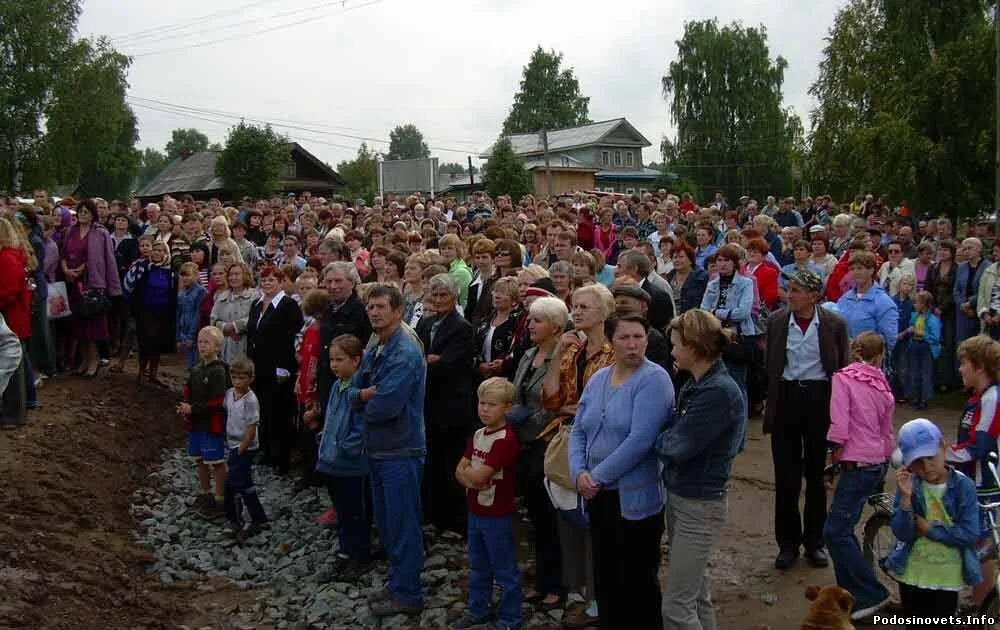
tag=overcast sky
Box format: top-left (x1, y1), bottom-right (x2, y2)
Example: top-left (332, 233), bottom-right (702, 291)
top-left (78, 0), bottom-right (844, 168)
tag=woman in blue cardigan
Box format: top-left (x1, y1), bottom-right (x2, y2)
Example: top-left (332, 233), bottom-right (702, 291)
top-left (569, 313), bottom-right (674, 630)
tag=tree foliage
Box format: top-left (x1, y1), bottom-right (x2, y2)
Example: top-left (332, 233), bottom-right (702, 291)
top-left (439, 161), bottom-right (477, 175)
top-left (808, 0), bottom-right (994, 217)
top-left (215, 122), bottom-right (288, 200)
top-left (165, 128), bottom-right (214, 158)
top-left (502, 46), bottom-right (591, 135)
top-left (483, 137), bottom-right (532, 200)
top-left (24, 38), bottom-right (139, 198)
top-left (136, 147), bottom-right (169, 189)
top-left (387, 123), bottom-right (429, 160)
top-left (337, 142), bottom-right (378, 204)
top-left (0, 0), bottom-right (81, 193)
top-left (661, 20), bottom-right (800, 203)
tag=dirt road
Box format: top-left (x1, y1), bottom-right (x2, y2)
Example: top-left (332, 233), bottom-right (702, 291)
top-left (0, 360), bottom-right (977, 629)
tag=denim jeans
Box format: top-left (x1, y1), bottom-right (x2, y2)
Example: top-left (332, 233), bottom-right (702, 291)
top-left (327, 475), bottom-right (372, 561)
top-left (467, 513), bottom-right (522, 627)
top-left (823, 465), bottom-right (890, 611)
top-left (904, 340), bottom-right (934, 404)
top-left (225, 448), bottom-right (267, 527)
top-left (370, 456), bottom-right (425, 608)
top-left (663, 493), bottom-right (726, 630)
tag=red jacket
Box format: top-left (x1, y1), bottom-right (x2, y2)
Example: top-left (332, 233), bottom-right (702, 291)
top-left (577, 211), bottom-right (595, 251)
top-left (825, 251), bottom-right (885, 302)
top-left (0, 247), bottom-right (31, 339)
top-left (749, 263), bottom-right (779, 311)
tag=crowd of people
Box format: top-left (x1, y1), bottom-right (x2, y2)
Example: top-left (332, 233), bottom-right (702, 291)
top-left (1, 187), bottom-right (1000, 628)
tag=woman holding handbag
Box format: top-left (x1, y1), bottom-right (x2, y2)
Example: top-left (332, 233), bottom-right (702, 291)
top-left (60, 199), bottom-right (121, 377)
top-left (540, 283), bottom-right (616, 630)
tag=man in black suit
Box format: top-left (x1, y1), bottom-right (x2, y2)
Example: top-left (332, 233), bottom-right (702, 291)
top-left (246, 265), bottom-right (305, 475)
top-left (616, 249), bottom-right (674, 332)
top-left (415, 273), bottom-right (479, 535)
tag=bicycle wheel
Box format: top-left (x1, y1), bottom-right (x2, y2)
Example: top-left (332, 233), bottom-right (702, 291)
top-left (862, 512), bottom-right (892, 568)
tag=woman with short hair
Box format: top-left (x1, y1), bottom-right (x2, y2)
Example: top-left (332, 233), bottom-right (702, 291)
top-left (475, 277), bottom-right (521, 378)
top-left (667, 241), bottom-right (708, 314)
top-left (700, 244), bottom-right (758, 398)
top-left (211, 262), bottom-right (261, 363)
top-left (657, 309), bottom-right (745, 629)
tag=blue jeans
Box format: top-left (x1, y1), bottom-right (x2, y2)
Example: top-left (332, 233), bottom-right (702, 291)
top-left (370, 456), bottom-right (425, 607)
top-left (904, 340), bottom-right (934, 404)
top-left (823, 465), bottom-right (890, 611)
top-left (225, 448), bottom-right (268, 526)
top-left (468, 513), bottom-right (521, 627)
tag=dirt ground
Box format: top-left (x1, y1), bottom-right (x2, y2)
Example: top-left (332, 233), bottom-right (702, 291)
top-left (0, 358), bottom-right (976, 629)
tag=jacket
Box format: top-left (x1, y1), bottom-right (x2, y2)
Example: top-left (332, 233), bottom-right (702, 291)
top-left (954, 260), bottom-right (988, 340)
top-left (827, 362), bottom-right (894, 465)
top-left (184, 358), bottom-right (231, 435)
top-left (656, 360), bottom-right (746, 499)
top-left (763, 306), bottom-right (850, 433)
top-left (354, 324), bottom-right (427, 459)
top-left (908, 310), bottom-right (942, 359)
top-left (836, 284), bottom-right (899, 353)
top-left (64, 224), bottom-right (123, 296)
top-left (977, 262), bottom-right (1000, 323)
top-left (176, 283), bottom-right (207, 345)
top-left (509, 346), bottom-right (555, 444)
top-left (417, 309), bottom-right (479, 429)
top-left (640, 277), bottom-right (674, 332)
top-left (878, 258), bottom-right (915, 297)
top-left (466, 271), bottom-right (496, 327)
top-left (571, 360), bottom-right (673, 519)
top-left (316, 379), bottom-right (368, 477)
top-left (246, 293), bottom-right (304, 389)
top-left (316, 292), bottom-right (372, 414)
top-left (0, 247), bottom-right (31, 339)
top-left (666, 266), bottom-right (708, 314)
top-left (748, 263), bottom-right (779, 311)
top-left (885, 468), bottom-right (983, 587)
top-left (700, 273), bottom-right (758, 337)
top-left (475, 309), bottom-right (519, 365)
top-left (210, 287), bottom-right (261, 364)
top-left (927, 261), bottom-right (957, 318)
top-left (449, 258), bottom-right (474, 309)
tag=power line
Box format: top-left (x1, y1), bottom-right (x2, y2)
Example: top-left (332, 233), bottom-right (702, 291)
top-left (128, 0), bottom-right (382, 58)
top-left (110, 0), bottom-right (286, 43)
top-left (126, 95), bottom-right (484, 152)
top-left (117, 0), bottom-right (366, 47)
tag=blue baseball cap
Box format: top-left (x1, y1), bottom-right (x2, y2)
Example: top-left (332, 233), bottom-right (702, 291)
top-left (896, 418), bottom-right (943, 467)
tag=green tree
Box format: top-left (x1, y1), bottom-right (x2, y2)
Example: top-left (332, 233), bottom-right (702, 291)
top-left (502, 46), bottom-right (590, 135)
top-left (809, 0), bottom-right (994, 217)
top-left (215, 122), bottom-right (288, 199)
top-left (483, 137), bottom-right (532, 199)
top-left (337, 143), bottom-right (378, 203)
top-left (164, 128), bottom-right (218, 158)
top-left (0, 0), bottom-right (81, 193)
top-left (26, 38), bottom-right (139, 198)
top-left (136, 147), bottom-right (170, 189)
top-left (387, 123), bottom-right (429, 160)
top-left (661, 20), bottom-right (800, 203)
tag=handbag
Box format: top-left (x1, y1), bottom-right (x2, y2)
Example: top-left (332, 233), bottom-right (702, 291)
top-left (79, 285), bottom-right (111, 319)
top-left (543, 422), bottom-right (575, 490)
top-left (46, 281), bottom-right (72, 319)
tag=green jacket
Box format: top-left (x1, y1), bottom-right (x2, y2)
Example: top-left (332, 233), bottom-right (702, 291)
top-left (449, 258), bottom-right (473, 310)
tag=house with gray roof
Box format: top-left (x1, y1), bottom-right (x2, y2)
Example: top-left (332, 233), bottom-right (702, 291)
top-left (482, 118), bottom-right (663, 195)
top-left (135, 142), bottom-right (343, 201)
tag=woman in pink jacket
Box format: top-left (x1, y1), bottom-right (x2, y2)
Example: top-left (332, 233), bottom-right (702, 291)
top-left (823, 331), bottom-right (896, 621)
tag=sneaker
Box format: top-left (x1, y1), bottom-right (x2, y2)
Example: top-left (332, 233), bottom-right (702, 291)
top-left (450, 613), bottom-right (493, 629)
top-left (850, 595), bottom-right (892, 621)
top-left (316, 507), bottom-right (338, 527)
top-left (370, 598), bottom-right (422, 618)
top-left (804, 547), bottom-right (829, 568)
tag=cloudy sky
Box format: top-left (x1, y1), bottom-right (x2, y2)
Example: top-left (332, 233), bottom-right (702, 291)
top-left (78, 0), bottom-right (844, 168)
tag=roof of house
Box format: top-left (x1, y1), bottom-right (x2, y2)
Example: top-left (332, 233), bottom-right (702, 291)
top-left (483, 118), bottom-right (652, 157)
top-left (595, 167), bottom-right (663, 180)
top-left (438, 172), bottom-right (482, 192)
top-left (135, 142), bottom-right (342, 198)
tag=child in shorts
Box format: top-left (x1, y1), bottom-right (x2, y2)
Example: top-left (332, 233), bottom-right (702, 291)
top-left (887, 419), bottom-right (982, 621)
top-left (451, 377), bottom-right (522, 630)
top-left (224, 357), bottom-right (268, 541)
top-left (177, 326), bottom-right (231, 518)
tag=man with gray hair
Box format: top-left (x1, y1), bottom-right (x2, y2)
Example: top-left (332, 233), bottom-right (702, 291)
top-left (316, 261), bottom-right (371, 417)
top-left (955, 237), bottom-right (987, 346)
top-left (615, 249), bottom-right (674, 331)
top-left (415, 273), bottom-right (478, 536)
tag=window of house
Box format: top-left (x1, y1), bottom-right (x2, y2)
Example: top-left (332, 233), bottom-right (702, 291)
top-left (625, 151), bottom-right (634, 167)
top-left (601, 151), bottom-right (610, 166)
top-left (639, 188), bottom-right (648, 195)
top-left (560, 156), bottom-right (570, 167)
top-left (614, 151), bottom-right (622, 167)
top-left (625, 187), bottom-right (635, 195)
top-left (286, 161), bottom-right (297, 178)
top-left (603, 187), bottom-right (615, 193)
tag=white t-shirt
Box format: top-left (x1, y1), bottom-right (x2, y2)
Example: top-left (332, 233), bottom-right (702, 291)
top-left (224, 388), bottom-right (260, 451)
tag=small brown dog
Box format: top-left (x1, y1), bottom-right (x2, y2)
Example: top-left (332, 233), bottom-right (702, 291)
top-left (802, 584), bottom-right (855, 630)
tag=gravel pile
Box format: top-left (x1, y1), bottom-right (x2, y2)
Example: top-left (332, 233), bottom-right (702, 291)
top-left (133, 449), bottom-right (565, 629)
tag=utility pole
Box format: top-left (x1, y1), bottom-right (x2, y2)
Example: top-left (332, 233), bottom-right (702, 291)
top-left (995, 1), bottom-right (999, 234)
top-left (541, 128), bottom-right (553, 197)
top-left (468, 155), bottom-right (474, 186)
